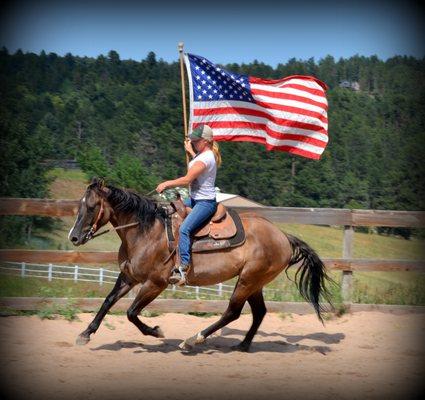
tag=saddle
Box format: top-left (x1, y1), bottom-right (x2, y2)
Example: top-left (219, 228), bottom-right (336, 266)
top-left (168, 197), bottom-right (245, 253)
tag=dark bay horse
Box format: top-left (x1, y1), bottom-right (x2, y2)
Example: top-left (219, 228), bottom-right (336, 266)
top-left (69, 178), bottom-right (333, 351)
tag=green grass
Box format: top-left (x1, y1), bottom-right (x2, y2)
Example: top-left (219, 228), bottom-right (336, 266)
top-left (46, 168), bottom-right (88, 182)
top-left (36, 301), bottom-right (81, 321)
top-left (277, 223), bottom-right (425, 260)
top-left (0, 275), bottom-right (113, 298)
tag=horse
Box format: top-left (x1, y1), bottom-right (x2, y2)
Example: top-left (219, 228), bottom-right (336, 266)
top-left (69, 178), bottom-right (333, 351)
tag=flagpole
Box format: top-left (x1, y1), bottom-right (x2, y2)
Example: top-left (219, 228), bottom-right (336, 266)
top-left (178, 42), bottom-right (189, 166)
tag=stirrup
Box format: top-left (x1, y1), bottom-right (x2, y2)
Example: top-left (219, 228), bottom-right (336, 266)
top-left (169, 265), bottom-right (189, 286)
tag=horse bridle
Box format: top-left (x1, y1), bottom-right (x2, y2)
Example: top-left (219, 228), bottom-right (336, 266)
top-left (85, 197), bottom-right (105, 241)
top-left (84, 197), bottom-right (140, 242)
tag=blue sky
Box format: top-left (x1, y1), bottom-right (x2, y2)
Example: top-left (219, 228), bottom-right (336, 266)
top-left (1, 0), bottom-right (423, 66)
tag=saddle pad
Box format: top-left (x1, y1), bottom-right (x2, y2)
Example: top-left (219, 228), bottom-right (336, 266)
top-left (192, 209), bottom-right (245, 253)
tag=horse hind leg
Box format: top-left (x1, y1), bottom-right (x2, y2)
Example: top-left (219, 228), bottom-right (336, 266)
top-left (180, 279), bottom-right (254, 350)
top-left (232, 289), bottom-right (266, 352)
top-left (126, 280), bottom-right (167, 338)
top-left (76, 272), bottom-right (135, 345)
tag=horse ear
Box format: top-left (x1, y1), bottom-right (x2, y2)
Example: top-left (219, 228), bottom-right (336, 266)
top-left (90, 177), bottom-right (110, 197)
top-left (98, 179), bottom-right (110, 197)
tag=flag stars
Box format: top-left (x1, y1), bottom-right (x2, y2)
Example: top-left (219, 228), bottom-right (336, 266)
top-left (190, 54), bottom-right (253, 103)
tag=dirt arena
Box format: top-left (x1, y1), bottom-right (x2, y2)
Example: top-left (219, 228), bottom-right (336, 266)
top-left (0, 311), bottom-right (424, 400)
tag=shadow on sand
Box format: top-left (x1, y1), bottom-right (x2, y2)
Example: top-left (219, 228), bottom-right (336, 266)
top-left (90, 328), bottom-right (345, 355)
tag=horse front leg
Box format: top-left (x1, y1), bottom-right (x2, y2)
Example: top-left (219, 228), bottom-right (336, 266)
top-left (127, 279), bottom-right (167, 338)
top-left (76, 272), bottom-right (136, 345)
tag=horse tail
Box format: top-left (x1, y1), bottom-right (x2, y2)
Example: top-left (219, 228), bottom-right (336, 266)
top-left (285, 234), bottom-right (334, 323)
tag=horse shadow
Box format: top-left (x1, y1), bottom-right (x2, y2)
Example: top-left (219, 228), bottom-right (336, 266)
top-left (90, 328), bottom-right (345, 355)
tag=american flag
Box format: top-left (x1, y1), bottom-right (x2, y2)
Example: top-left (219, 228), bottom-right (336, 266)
top-left (184, 53), bottom-right (329, 160)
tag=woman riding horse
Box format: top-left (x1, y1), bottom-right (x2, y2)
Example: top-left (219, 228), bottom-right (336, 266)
top-left (70, 176), bottom-right (333, 351)
top-left (156, 124), bottom-right (221, 286)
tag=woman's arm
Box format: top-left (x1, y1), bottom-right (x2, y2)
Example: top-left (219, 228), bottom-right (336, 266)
top-left (156, 161), bottom-right (206, 193)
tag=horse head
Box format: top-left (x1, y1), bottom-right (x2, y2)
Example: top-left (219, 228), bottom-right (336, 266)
top-left (68, 177), bottom-right (113, 246)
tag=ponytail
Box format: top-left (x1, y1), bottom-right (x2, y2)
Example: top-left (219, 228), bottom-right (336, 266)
top-left (212, 141), bottom-right (222, 167)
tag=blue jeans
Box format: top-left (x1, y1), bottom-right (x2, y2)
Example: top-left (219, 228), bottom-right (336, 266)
top-left (178, 197), bottom-right (217, 265)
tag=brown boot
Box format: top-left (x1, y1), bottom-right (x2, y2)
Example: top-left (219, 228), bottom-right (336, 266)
top-left (169, 264), bottom-right (190, 286)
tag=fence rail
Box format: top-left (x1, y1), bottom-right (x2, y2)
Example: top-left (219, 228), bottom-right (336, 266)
top-left (1, 198), bottom-right (425, 227)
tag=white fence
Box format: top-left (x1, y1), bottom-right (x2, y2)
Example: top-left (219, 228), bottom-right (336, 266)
top-left (0, 261), bottom-right (283, 300)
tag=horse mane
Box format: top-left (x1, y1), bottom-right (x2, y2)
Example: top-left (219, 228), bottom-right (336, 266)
top-left (88, 179), bottom-right (166, 232)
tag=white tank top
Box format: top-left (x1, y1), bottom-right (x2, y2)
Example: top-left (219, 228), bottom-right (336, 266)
top-left (188, 150), bottom-right (217, 200)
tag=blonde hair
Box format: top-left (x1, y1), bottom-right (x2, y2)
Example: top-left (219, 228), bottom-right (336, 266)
top-left (211, 141), bottom-right (222, 167)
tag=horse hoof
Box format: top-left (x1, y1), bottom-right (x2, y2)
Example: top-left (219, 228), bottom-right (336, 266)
top-left (76, 334), bottom-right (90, 346)
top-left (154, 326), bottom-right (165, 338)
top-left (231, 343), bottom-right (250, 352)
top-left (179, 340), bottom-right (193, 351)
top-left (180, 332), bottom-right (205, 350)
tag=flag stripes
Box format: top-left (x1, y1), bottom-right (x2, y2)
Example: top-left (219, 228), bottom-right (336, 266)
top-left (185, 54), bottom-right (329, 159)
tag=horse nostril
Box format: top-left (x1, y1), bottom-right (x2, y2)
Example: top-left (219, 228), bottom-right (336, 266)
top-left (71, 236), bottom-right (79, 243)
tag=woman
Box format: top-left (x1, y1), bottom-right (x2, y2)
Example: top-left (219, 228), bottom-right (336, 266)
top-left (156, 124), bottom-right (221, 286)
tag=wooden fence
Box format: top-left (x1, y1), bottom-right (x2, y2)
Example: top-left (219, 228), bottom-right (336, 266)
top-left (1, 197), bottom-right (424, 305)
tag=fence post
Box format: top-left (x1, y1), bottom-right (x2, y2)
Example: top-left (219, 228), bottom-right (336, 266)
top-left (218, 283), bottom-right (223, 297)
top-left (99, 268), bottom-right (104, 286)
top-left (341, 225), bottom-right (354, 303)
top-left (195, 286), bottom-right (200, 300)
top-left (21, 262), bottom-right (26, 278)
top-left (74, 265), bottom-right (79, 282)
top-left (48, 263), bottom-right (53, 282)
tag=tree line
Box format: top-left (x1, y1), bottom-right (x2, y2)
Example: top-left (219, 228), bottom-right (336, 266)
top-left (0, 48), bottom-right (424, 244)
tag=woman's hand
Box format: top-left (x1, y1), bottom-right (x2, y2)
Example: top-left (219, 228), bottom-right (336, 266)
top-left (156, 181), bottom-right (169, 193)
top-left (184, 139), bottom-right (195, 157)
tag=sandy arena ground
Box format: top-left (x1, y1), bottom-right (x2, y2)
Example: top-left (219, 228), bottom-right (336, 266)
top-left (0, 311), bottom-right (424, 400)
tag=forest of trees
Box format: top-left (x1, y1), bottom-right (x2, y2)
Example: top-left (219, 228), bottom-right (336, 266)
top-left (0, 48), bottom-right (424, 243)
